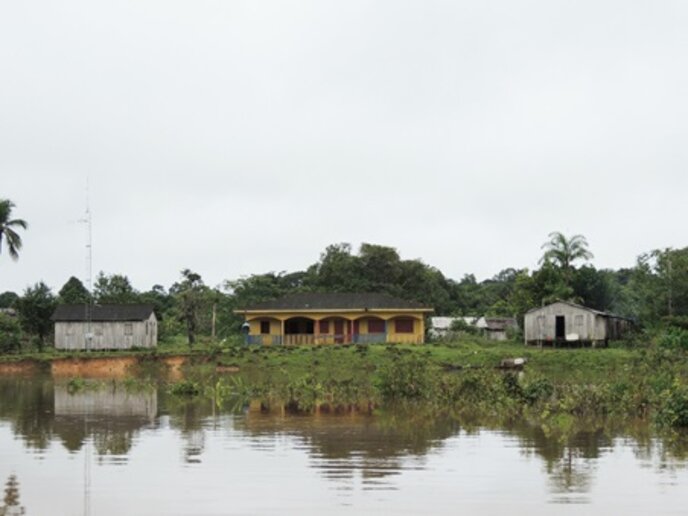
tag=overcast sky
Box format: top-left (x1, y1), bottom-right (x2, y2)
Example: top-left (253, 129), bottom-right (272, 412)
top-left (1, 0), bottom-right (687, 294)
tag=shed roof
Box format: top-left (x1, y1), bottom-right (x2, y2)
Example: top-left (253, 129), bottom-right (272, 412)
top-left (52, 304), bottom-right (155, 322)
top-left (525, 300), bottom-right (626, 319)
top-left (240, 292), bottom-right (431, 312)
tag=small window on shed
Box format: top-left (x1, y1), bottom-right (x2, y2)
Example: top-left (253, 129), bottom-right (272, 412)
top-left (124, 323), bottom-right (133, 336)
top-left (574, 315), bottom-right (583, 326)
top-left (394, 319), bottom-right (414, 333)
top-left (260, 321), bottom-right (271, 335)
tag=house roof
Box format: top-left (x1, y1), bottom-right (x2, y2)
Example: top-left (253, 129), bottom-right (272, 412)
top-left (239, 292), bottom-right (431, 312)
top-left (525, 300), bottom-right (627, 319)
top-left (430, 316), bottom-right (481, 330)
top-left (52, 304), bottom-right (155, 322)
top-left (484, 317), bottom-right (517, 331)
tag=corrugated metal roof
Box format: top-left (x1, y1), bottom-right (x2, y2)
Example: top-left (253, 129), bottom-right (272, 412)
top-left (51, 304), bottom-right (155, 322)
top-left (484, 318), bottom-right (517, 331)
top-left (241, 292), bottom-right (430, 311)
top-left (430, 316), bottom-right (480, 330)
top-left (525, 300), bottom-right (627, 319)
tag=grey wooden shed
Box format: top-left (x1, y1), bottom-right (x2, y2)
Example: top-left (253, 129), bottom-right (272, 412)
top-left (524, 301), bottom-right (631, 347)
top-left (52, 304), bottom-right (157, 350)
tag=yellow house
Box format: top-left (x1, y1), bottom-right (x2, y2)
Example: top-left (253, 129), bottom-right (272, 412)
top-left (234, 293), bottom-right (433, 345)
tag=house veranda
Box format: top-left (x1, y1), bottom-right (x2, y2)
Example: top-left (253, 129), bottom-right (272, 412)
top-left (234, 293), bottom-right (433, 346)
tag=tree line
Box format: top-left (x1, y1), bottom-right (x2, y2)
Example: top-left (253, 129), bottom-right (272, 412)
top-left (1, 197), bottom-right (687, 351)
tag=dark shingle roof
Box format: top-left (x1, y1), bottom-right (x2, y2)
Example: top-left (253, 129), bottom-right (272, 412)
top-left (51, 304), bottom-right (155, 322)
top-left (242, 292), bottom-right (430, 311)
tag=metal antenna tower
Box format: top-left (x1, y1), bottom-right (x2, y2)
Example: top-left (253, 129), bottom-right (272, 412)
top-left (78, 179), bottom-right (93, 351)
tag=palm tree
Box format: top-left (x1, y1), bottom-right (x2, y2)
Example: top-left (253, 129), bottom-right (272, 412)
top-left (0, 199), bottom-right (28, 261)
top-left (540, 232), bottom-right (593, 283)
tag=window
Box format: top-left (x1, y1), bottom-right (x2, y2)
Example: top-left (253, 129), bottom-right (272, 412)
top-left (260, 321), bottom-right (271, 335)
top-left (537, 316), bottom-right (546, 326)
top-left (368, 319), bottom-right (386, 333)
top-left (124, 323), bottom-right (133, 336)
top-left (319, 320), bottom-right (329, 334)
top-left (394, 319), bottom-right (414, 333)
top-left (574, 315), bottom-right (583, 326)
top-left (94, 324), bottom-right (103, 336)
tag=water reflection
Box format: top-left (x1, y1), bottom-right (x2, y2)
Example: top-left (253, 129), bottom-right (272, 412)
top-left (0, 474), bottom-right (26, 515)
top-left (234, 407), bottom-right (458, 489)
top-left (52, 381), bottom-right (157, 457)
top-left (2, 374), bottom-right (688, 508)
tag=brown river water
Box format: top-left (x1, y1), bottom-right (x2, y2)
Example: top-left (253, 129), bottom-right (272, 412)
top-left (1, 375), bottom-right (688, 515)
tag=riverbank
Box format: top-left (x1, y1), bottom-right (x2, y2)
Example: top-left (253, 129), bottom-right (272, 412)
top-left (2, 339), bottom-right (687, 427)
top-left (0, 338), bottom-right (636, 377)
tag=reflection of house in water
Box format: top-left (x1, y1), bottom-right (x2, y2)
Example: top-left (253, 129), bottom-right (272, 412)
top-left (53, 382), bottom-right (157, 455)
top-left (513, 421), bottom-right (613, 502)
top-left (235, 408), bottom-right (459, 488)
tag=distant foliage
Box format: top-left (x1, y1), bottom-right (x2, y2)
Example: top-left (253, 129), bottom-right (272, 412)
top-left (0, 291), bottom-right (18, 309)
top-left (0, 313), bottom-right (21, 353)
top-left (6, 237), bottom-right (688, 343)
top-left (657, 328), bottom-right (688, 350)
top-left (15, 281), bottom-right (56, 351)
top-left (93, 272), bottom-right (138, 304)
top-left (58, 276), bottom-right (91, 304)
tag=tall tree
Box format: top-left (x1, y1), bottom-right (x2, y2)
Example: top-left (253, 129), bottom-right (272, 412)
top-left (93, 272), bottom-right (138, 303)
top-left (0, 291), bottom-right (18, 309)
top-left (58, 276), bottom-right (91, 304)
top-left (0, 199), bottom-right (28, 261)
top-left (15, 282), bottom-right (57, 351)
top-left (540, 232), bottom-right (594, 285)
top-left (173, 269), bottom-right (205, 347)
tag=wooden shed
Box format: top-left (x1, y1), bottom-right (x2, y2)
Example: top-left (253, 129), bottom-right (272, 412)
top-left (52, 304), bottom-right (157, 350)
top-left (524, 301), bottom-right (632, 347)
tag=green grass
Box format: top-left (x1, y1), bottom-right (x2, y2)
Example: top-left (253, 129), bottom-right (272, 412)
top-left (7, 335), bottom-right (688, 427)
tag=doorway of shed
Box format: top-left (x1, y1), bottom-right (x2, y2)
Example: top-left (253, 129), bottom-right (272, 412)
top-left (555, 316), bottom-right (565, 339)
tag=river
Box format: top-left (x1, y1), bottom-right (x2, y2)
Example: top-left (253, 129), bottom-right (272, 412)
top-left (1, 375), bottom-right (688, 515)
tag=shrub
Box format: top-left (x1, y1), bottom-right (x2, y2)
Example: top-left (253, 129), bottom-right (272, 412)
top-left (656, 381), bottom-right (688, 428)
top-left (0, 313), bottom-right (21, 353)
top-left (657, 328), bottom-right (688, 350)
top-left (377, 353), bottom-right (435, 400)
top-left (521, 377), bottom-right (554, 405)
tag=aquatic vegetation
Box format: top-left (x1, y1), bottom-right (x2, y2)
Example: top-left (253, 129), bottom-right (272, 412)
top-left (170, 380), bottom-right (201, 396)
top-left (656, 381), bottom-right (688, 428)
top-left (66, 377), bottom-right (86, 393)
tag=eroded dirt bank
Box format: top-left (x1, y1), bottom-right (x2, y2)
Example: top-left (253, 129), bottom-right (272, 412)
top-left (0, 355), bottom-right (189, 378)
